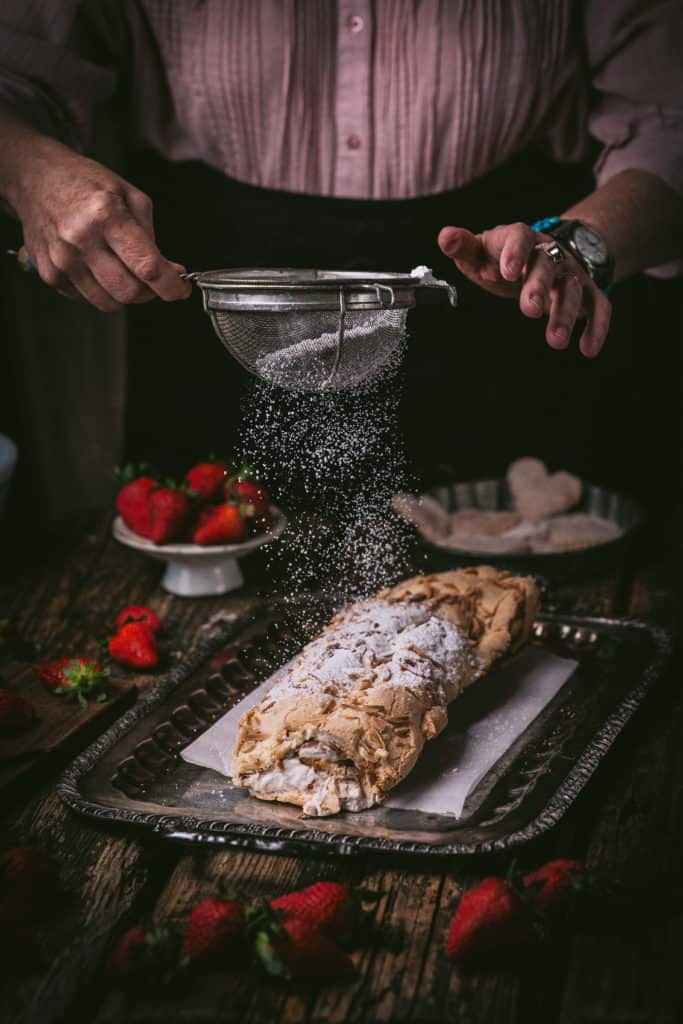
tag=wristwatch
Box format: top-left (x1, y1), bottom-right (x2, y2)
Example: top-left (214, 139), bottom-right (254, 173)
top-left (542, 219), bottom-right (615, 291)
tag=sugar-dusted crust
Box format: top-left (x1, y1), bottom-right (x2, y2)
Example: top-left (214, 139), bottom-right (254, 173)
top-left (379, 565), bottom-right (539, 673)
top-left (232, 567), bottom-right (540, 816)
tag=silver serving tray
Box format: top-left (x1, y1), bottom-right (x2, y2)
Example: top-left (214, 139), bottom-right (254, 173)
top-left (418, 478), bottom-right (644, 578)
top-left (58, 595), bottom-right (671, 858)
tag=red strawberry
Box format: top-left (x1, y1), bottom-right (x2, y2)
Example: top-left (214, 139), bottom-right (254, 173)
top-left (230, 479), bottom-right (271, 517)
top-left (523, 859), bottom-right (587, 914)
top-left (271, 882), bottom-right (362, 942)
top-left (255, 915), bottom-right (355, 982)
top-left (180, 897), bottom-right (246, 967)
top-left (106, 925), bottom-right (176, 985)
top-left (0, 845), bottom-right (59, 922)
top-left (106, 925), bottom-right (147, 981)
top-left (186, 460), bottom-right (227, 503)
top-left (445, 878), bottom-right (536, 963)
top-left (115, 605), bottom-right (162, 634)
top-left (0, 689), bottom-right (38, 733)
top-left (36, 657), bottom-right (110, 707)
top-left (109, 622), bottom-right (158, 670)
top-left (116, 475), bottom-right (157, 538)
top-left (148, 485), bottom-right (194, 544)
top-left (192, 503), bottom-right (247, 546)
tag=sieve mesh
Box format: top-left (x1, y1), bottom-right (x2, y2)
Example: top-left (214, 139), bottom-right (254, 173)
top-left (209, 307), bottom-right (408, 391)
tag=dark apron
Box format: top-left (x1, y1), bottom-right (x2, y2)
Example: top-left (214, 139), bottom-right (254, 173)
top-left (126, 149), bottom-right (676, 507)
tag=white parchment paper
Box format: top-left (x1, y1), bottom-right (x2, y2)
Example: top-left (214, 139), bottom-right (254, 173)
top-left (181, 647), bottom-right (577, 819)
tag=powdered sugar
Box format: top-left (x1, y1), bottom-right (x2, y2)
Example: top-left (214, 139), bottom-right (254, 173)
top-left (239, 359), bottom-right (414, 616)
top-left (265, 597), bottom-right (476, 705)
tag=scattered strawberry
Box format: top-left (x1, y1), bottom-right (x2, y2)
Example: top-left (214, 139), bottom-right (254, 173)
top-left (255, 915), bottom-right (355, 982)
top-left (0, 845), bottom-right (59, 922)
top-left (180, 897), bottom-right (246, 968)
top-left (0, 688), bottom-right (38, 733)
top-left (106, 925), bottom-right (147, 981)
top-left (116, 469), bottom-right (157, 539)
top-left (106, 925), bottom-right (177, 985)
top-left (192, 503), bottom-right (247, 546)
top-left (149, 484), bottom-right (194, 545)
top-left (445, 877), bottom-right (536, 963)
top-left (523, 859), bottom-right (588, 915)
top-left (36, 657), bottom-right (110, 707)
top-left (115, 605), bottom-right (162, 634)
top-left (271, 882), bottom-right (365, 943)
top-left (186, 459), bottom-right (227, 503)
top-left (109, 622), bottom-right (158, 670)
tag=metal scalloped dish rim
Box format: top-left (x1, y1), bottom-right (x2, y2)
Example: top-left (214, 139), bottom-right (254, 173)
top-left (417, 478), bottom-right (646, 574)
top-left (57, 599), bottom-right (673, 858)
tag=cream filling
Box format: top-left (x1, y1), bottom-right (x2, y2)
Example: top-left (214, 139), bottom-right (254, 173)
top-left (243, 748), bottom-right (374, 816)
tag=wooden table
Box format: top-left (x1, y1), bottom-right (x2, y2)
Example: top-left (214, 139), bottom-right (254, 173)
top-left (1, 513), bottom-right (680, 1024)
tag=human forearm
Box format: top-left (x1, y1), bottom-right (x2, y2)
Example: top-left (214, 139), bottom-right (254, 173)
top-left (0, 100), bottom-right (65, 212)
top-left (563, 169), bottom-right (683, 282)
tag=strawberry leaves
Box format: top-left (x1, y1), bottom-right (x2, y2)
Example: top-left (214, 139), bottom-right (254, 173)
top-left (36, 657), bottom-right (110, 707)
top-left (53, 659), bottom-right (110, 707)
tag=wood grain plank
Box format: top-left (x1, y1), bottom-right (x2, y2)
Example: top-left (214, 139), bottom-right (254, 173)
top-left (0, 517), bottom-right (262, 801)
top-left (93, 850), bottom-right (345, 1024)
top-left (0, 788), bottom-right (180, 1024)
top-left (556, 641), bottom-right (683, 1024)
top-left (7, 509), bottom-right (675, 1024)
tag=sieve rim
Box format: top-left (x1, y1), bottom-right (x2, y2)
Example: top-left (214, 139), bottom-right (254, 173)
top-left (190, 268), bottom-right (421, 288)
top-left (193, 268), bottom-right (421, 313)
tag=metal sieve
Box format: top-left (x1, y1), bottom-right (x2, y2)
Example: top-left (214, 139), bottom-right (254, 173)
top-left (6, 247), bottom-right (458, 392)
top-left (186, 267), bottom-right (458, 392)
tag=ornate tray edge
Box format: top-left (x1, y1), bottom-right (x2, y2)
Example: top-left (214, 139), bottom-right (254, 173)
top-left (57, 607), bottom-right (674, 858)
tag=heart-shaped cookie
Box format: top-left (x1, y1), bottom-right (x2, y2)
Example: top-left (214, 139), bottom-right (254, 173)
top-left (507, 457), bottom-right (582, 522)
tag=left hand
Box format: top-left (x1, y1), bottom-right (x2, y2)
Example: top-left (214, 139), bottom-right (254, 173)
top-left (438, 223), bottom-right (612, 357)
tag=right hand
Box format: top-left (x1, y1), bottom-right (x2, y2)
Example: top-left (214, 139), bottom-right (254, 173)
top-left (13, 139), bottom-right (191, 312)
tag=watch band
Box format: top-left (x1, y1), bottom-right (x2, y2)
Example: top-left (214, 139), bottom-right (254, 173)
top-left (530, 216), bottom-right (561, 233)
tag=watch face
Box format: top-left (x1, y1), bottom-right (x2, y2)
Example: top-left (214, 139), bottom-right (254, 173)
top-left (574, 224), bottom-right (609, 265)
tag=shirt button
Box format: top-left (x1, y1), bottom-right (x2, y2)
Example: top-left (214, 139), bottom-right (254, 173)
top-left (346, 134), bottom-right (362, 150)
top-left (347, 14), bottom-right (364, 32)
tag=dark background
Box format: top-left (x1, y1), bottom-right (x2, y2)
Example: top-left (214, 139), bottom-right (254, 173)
top-left (124, 150), bottom-right (683, 511)
top-left (1, 148), bottom-right (682, 539)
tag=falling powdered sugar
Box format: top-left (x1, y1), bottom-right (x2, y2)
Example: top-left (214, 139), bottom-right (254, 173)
top-left (239, 354), bottom-right (414, 617)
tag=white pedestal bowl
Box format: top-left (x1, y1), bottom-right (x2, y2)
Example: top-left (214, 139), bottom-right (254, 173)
top-left (113, 506), bottom-right (286, 597)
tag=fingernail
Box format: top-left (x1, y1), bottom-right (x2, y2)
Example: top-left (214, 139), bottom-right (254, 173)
top-left (506, 260), bottom-right (521, 278)
top-left (553, 326), bottom-right (568, 341)
top-left (529, 294), bottom-right (543, 313)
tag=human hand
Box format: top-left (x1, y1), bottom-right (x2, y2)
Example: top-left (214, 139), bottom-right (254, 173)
top-left (12, 138), bottom-right (191, 312)
top-left (438, 224), bottom-right (611, 357)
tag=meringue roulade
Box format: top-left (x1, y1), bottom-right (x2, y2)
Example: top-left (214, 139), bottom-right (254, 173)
top-left (232, 566), bottom-right (539, 816)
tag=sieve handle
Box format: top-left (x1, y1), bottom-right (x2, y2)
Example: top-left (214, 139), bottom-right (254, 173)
top-left (373, 283), bottom-right (396, 307)
top-left (8, 246), bottom-right (203, 287)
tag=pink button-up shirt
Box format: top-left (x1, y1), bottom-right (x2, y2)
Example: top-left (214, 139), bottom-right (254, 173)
top-left (0, 2), bottom-right (682, 265)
